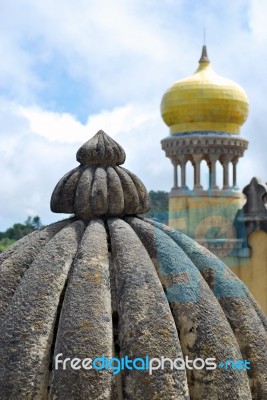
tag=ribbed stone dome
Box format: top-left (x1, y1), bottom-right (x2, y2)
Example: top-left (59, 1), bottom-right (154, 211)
top-left (161, 46), bottom-right (249, 135)
top-left (0, 131), bottom-right (266, 400)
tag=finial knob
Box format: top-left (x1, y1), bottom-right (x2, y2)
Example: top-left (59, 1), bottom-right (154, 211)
top-left (50, 130), bottom-right (150, 219)
top-left (76, 130), bottom-right (125, 166)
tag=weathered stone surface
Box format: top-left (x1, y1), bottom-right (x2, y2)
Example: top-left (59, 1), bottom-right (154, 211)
top-left (247, 292), bottom-right (267, 330)
top-left (0, 214), bottom-right (266, 399)
top-left (114, 167), bottom-right (140, 214)
top-left (92, 167), bottom-right (109, 215)
top-left (50, 220), bottom-right (113, 400)
top-left (106, 166), bottom-right (125, 215)
top-left (1, 131), bottom-right (266, 400)
top-left (74, 167), bottom-right (94, 217)
top-left (0, 219), bottom-right (71, 322)
top-left (51, 164), bottom-right (150, 219)
top-left (76, 130), bottom-right (126, 166)
top-left (108, 218), bottom-right (189, 400)
top-left (144, 218), bottom-right (267, 400)
top-left (128, 217), bottom-right (252, 400)
top-left (120, 167), bottom-right (150, 212)
top-left (50, 167), bottom-right (83, 213)
top-left (0, 229), bottom-right (40, 265)
top-left (0, 221), bottom-right (84, 400)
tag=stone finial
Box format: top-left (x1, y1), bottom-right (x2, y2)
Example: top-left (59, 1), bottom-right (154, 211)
top-left (50, 130), bottom-right (150, 219)
top-left (241, 177), bottom-right (267, 235)
top-left (76, 129), bottom-right (125, 166)
top-left (243, 177), bottom-right (267, 215)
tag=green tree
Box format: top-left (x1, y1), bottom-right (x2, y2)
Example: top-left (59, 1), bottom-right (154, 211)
top-left (0, 216), bottom-right (43, 253)
top-left (0, 238), bottom-right (16, 252)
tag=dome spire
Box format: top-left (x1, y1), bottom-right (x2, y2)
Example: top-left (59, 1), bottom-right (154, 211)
top-left (199, 44), bottom-right (210, 63)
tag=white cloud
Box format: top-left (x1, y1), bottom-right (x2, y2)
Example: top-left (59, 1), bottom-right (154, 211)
top-left (16, 103), bottom-right (157, 143)
top-left (0, 0), bottom-right (267, 231)
top-left (0, 102), bottom-right (162, 229)
top-left (249, 0), bottom-right (267, 44)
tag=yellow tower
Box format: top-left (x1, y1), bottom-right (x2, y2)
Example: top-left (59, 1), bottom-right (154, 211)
top-left (161, 46), bottom-right (267, 314)
top-left (161, 45), bottom-right (249, 261)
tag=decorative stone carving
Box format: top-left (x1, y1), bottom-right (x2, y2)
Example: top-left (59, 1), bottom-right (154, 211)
top-left (239, 177), bottom-right (267, 235)
top-left (51, 130), bottom-right (150, 219)
top-left (161, 135), bottom-right (248, 157)
top-left (162, 134), bottom-right (248, 195)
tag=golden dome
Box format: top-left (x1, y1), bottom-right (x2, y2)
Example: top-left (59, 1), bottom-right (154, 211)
top-left (161, 46), bottom-right (249, 135)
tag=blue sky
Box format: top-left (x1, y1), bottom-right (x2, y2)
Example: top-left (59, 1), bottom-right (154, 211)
top-left (0, 0), bottom-right (266, 229)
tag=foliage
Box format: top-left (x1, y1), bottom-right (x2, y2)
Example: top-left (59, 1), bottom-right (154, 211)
top-left (0, 216), bottom-right (42, 253)
top-left (144, 190), bottom-right (169, 224)
top-left (0, 238), bottom-right (16, 253)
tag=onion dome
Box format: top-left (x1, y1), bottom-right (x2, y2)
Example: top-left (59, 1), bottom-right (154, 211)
top-left (0, 131), bottom-right (266, 400)
top-left (161, 46), bottom-right (249, 135)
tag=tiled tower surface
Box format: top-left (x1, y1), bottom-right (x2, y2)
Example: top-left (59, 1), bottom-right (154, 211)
top-left (0, 131), bottom-right (266, 399)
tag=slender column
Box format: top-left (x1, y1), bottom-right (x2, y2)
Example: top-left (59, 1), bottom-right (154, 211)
top-left (181, 162), bottom-right (186, 187)
top-left (223, 163), bottom-right (229, 189)
top-left (232, 158), bottom-right (238, 189)
top-left (208, 163), bottom-right (211, 188)
top-left (179, 155), bottom-right (187, 189)
top-left (208, 155), bottom-right (219, 190)
top-left (222, 155), bottom-right (231, 190)
top-left (192, 155), bottom-right (203, 191)
top-left (172, 162), bottom-right (178, 190)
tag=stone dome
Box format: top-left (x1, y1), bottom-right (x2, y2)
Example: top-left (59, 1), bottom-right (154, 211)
top-left (161, 46), bottom-right (249, 135)
top-left (0, 131), bottom-right (266, 400)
